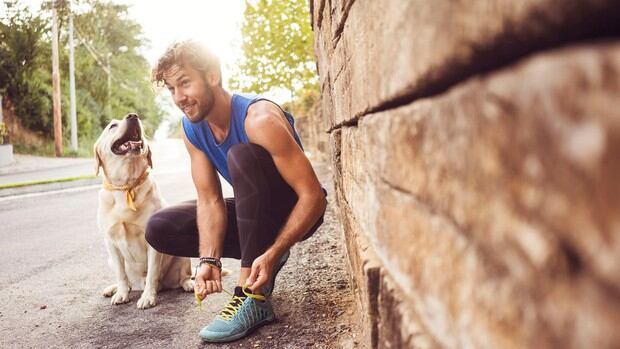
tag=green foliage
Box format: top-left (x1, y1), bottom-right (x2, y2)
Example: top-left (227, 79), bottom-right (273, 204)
top-left (68, 0), bottom-right (162, 137)
top-left (0, 0), bottom-right (162, 154)
top-left (0, 1), bottom-right (52, 135)
top-left (282, 87), bottom-right (319, 116)
top-left (229, 0), bottom-right (318, 97)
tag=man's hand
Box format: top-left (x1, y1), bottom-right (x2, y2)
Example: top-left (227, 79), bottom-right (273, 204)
top-left (246, 251), bottom-right (277, 294)
top-left (194, 263), bottom-right (222, 300)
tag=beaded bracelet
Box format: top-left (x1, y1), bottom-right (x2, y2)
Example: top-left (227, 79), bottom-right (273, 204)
top-left (198, 257), bottom-right (222, 270)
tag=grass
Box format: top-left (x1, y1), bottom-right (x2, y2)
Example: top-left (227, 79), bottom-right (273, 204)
top-left (0, 174), bottom-right (99, 190)
top-left (12, 137), bottom-right (97, 158)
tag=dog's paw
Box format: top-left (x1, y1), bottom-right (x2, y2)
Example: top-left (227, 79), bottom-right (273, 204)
top-left (102, 284), bottom-right (117, 297)
top-left (181, 278), bottom-right (195, 292)
top-left (110, 290), bottom-right (130, 305)
top-left (136, 292), bottom-right (157, 309)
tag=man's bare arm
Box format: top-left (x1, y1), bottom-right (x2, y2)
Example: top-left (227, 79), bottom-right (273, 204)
top-left (245, 101), bottom-right (328, 259)
top-left (183, 133), bottom-right (227, 259)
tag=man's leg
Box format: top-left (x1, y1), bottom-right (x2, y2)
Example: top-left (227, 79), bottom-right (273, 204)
top-left (199, 143), bottom-right (326, 343)
top-left (145, 198), bottom-right (242, 259)
top-left (227, 143), bottom-right (325, 291)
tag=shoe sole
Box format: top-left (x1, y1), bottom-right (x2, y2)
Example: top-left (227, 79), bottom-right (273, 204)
top-left (200, 315), bottom-right (275, 343)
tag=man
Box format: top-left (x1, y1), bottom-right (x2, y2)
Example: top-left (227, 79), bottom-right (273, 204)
top-left (145, 40), bottom-right (327, 343)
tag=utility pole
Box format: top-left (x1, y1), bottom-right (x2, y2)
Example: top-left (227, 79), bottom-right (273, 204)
top-left (68, 6), bottom-right (78, 152)
top-left (51, 2), bottom-right (63, 157)
top-left (106, 53), bottom-right (112, 119)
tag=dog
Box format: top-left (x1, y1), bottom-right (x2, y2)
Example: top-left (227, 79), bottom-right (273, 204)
top-left (94, 112), bottom-right (193, 309)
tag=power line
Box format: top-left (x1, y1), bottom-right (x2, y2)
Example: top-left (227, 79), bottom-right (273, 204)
top-left (72, 27), bottom-right (138, 92)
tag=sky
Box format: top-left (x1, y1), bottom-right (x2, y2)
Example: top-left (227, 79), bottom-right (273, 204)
top-left (121, 0), bottom-right (245, 88)
top-left (120, 0), bottom-right (289, 104)
top-left (117, 0), bottom-right (249, 136)
top-left (21, 0), bottom-right (246, 85)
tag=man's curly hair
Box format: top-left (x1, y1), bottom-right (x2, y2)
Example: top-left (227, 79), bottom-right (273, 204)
top-left (151, 40), bottom-right (222, 88)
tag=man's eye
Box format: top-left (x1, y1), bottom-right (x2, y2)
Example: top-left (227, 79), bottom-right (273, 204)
top-left (182, 80), bottom-right (190, 87)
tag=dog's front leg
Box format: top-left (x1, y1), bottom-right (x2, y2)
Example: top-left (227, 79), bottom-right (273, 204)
top-left (105, 239), bottom-right (131, 305)
top-left (137, 245), bottom-right (162, 309)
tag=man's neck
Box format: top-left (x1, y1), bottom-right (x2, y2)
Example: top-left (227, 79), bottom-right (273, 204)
top-left (206, 89), bottom-right (233, 137)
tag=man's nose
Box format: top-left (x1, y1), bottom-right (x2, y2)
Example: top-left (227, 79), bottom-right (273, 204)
top-left (125, 113), bottom-right (138, 120)
top-left (173, 90), bottom-right (187, 104)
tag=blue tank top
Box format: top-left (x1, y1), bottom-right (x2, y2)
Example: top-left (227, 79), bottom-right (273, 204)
top-left (182, 93), bottom-right (304, 184)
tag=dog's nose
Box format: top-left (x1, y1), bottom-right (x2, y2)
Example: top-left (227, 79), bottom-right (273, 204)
top-left (125, 113), bottom-right (138, 120)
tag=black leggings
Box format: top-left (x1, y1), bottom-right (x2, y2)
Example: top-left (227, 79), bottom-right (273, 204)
top-left (145, 143), bottom-right (326, 267)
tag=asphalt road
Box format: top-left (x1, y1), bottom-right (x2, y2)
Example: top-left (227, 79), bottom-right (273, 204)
top-left (0, 139), bottom-right (360, 349)
top-left (0, 139), bottom-right (238, 348)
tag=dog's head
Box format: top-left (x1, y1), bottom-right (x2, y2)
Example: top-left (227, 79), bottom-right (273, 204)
top-left (94, 113), bottom-right (152, 178)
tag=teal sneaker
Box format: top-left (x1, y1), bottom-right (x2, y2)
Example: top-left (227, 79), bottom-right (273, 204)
top-left (199, 286), bottom-right (275, 343)
top-left (262, 249), bottom-right (290, 296)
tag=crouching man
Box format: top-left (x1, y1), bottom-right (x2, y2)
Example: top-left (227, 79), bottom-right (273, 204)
top-left (145, 40), bottom-right (327, 343)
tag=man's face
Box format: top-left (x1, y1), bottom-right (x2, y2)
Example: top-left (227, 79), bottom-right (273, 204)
top-left (163, 64), bottom-right (214, 123)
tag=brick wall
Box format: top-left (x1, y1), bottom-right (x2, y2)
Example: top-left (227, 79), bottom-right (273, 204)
top-left (310, 1), bottom-right (620, 348)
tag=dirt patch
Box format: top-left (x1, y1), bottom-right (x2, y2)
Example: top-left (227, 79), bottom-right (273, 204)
top-left (0, 161), bottom-right (363, 349)
top-left (207, 161), bottom-right (364, 349)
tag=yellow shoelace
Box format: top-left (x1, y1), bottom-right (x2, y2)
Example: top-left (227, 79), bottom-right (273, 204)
top-left (194, 263), bottom-right (266, 311)
top-left (195, 285), bottom-right (267, 310)
top-left (218, 294), bottom-right (246, 321)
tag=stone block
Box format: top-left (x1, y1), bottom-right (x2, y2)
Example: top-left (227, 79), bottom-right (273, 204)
top-left (337, 42), bottom-right (620, 348)
top-left (314, 0), bottom-right (620, 126)
top-left (336, 187), bottom-right (382, 348)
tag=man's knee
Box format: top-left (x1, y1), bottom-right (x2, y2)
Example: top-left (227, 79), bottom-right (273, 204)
top-left (145, 214), bottom-right (165, 252)
top-left (227, 143), bottom-right (269, 176)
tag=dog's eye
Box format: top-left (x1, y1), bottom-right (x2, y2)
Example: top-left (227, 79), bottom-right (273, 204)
top-left (109, 124), bottom-right (118, 129)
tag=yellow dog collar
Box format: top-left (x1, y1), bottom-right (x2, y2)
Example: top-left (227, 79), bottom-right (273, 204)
top-left (102, 169), bottom-right (150, 211)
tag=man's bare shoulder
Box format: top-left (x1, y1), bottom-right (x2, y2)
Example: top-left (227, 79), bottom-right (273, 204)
top-left (245, 100), bottom-right (289, 138)
top-left (244, 100), bottom-right (297, 154)
top-left (246, 99), bottom-right (283, 122)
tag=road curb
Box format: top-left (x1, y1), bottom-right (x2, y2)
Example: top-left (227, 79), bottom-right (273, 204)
top-left (0, 177), bottom-right (102, 197)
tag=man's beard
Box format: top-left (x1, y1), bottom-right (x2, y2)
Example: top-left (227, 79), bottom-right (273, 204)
top-left (187, 85), bottom-right (215, 123)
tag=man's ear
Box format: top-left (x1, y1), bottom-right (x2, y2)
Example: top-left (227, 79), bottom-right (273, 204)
top-left (147, 146), bottom-right (153, 169)
top-left (207, 70), bottom-right (221, 87)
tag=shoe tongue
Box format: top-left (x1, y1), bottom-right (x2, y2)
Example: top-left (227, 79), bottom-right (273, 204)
top-left (234, 286), bottom-right (246, 297)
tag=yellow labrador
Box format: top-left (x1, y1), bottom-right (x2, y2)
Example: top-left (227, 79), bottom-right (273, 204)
top-left (94, 113), bottom-right (193, 309)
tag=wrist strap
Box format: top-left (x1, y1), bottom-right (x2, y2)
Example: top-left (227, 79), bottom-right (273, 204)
top-left (199, 257), bottom-right (222, 270)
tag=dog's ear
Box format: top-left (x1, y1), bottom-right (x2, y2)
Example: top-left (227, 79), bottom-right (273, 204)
top-left (94, 147), bottom-right (102, 176)
top-left (147, 146), bottom-right (153, 169)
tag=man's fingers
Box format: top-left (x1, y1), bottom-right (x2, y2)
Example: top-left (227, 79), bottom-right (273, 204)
top-left (213, 268), bottom-right (222, 292)
top-left (207, 280), bottom-right (219, 294)
top-left (195, 279), bottom-right (205, 292)
top-left (251, 272), bottom-right (268, 293)
top-left (246, 266), bottom-right (259, 287)
top-left (206, 281), bottom-right (215, 295)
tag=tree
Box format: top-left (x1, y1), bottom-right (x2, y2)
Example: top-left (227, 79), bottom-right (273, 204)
top-left (229, 0), bottom-right (317, 98)
top-left (0, 1), bottom-right (52, 134)
top-left (0, 0), bottom-right (162, 153)
top-left (68, 0), bottom-right (163, 137)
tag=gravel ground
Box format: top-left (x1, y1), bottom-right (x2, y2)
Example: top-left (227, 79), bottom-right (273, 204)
top-left (202, 161), bottom-right (363, 349)
top-left (0, 160), bottom-right (363, 348)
